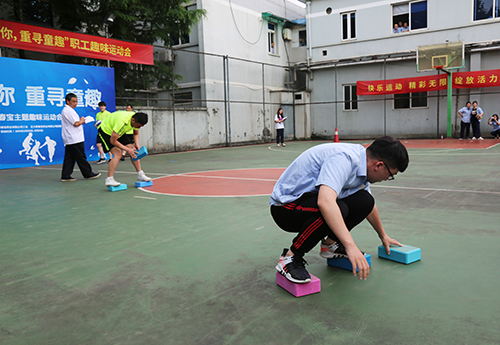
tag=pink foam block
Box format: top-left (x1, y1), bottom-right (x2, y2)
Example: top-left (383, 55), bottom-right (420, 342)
top-left (276, 272), bottom-right (321, 297)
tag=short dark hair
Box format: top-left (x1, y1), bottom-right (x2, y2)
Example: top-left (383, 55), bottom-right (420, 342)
top-left (367, 136), bottom-right (409, 172)
top-left (132, 112), bottom-right (148, 125)
top-left (98, 101), bottom-right (106, 107)
top-left (472, 101), bottom-right (478, 105)
top-left (65, 93), bottom-right (77, 103)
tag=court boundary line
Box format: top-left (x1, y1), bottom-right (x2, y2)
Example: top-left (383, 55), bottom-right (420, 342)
top-left (371, 184), bottom-right (500, 195)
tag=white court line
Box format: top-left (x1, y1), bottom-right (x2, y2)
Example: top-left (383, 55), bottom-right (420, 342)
top-left (268, 146), bottom-right (304, 153)
top-left (36, 166), bottom-right (500, 197)
top-left (133, 195), bottom-right (157, 200)
top-left (372, 184), bottom-right (500, 195)
top-left (411, 152), bottom-right (500, 156)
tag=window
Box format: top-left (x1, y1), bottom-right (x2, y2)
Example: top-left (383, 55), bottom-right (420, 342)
top-left (299, 30), bottom-right (307, 46)
top-left (343, 85), bottom-right (358, 111)
top-left (341, 11), bottom-right (356, 40)
top-left (394, 92), bottom-right (427, 109)
top-left (171, 33), bottom-right (190, 46)
top-left (474, 0), bottom-right (500, 20)
top-left (392, 1), bottom-right (427, 33)
top-left (268, 22), bottom-right (277, 54)
top-left (174, 92), bottom-right (193, 105)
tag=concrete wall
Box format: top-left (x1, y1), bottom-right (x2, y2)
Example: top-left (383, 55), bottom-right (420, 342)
top-left (134, 90), bottom-right (312, 153)
top-left (308, 48), bottom-right (500, 139)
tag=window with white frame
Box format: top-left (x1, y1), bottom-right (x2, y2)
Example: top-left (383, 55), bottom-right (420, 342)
top-left (343, 85), bottom-right (358, 111)
top-left (394, 92), bottom-right (427, 109)
top-left (268, 22), bottom-right (277, 54)
top-left (171, 32), bottom-right (190, 46)
top-left (341, 11), bottom-right (356, 40)
top-left (392, 1), bottom-right (427, 33)
top-left (474, 0), bottom-right (500, 20)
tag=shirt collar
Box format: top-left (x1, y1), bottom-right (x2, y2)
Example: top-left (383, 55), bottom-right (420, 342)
top-left (357, 146), bottom-right (368, 178)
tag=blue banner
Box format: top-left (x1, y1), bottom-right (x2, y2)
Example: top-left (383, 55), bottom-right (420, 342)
top-left (0, 57), bottom-right (115, 170)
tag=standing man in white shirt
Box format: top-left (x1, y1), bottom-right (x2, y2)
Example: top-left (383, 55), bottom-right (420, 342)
top-left (60, 93), bottom-right (101, 182)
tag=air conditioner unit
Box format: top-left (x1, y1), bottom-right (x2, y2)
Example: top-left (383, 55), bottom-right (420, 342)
top-left (157, 49), bottom-right (173, 62)
top-left (283, 28), bottom-right (292, 41)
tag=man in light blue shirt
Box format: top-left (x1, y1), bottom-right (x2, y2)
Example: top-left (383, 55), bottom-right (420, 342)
top-left (272, 137), bottom-right (409, 284)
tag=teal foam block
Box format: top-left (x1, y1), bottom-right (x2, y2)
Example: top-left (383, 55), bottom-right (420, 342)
top-left (135, 181), bottom-right (153, 187)
top-left (327, 254), bottom-right (371, 271)
top-left (378, 244), bottom-right (421, 264)
top-left (132, 146), bottom-right (148, 161)
top-left (108, 184), bottom-right (127, 192)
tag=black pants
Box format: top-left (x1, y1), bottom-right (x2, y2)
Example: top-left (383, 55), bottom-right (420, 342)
top-left (276, 129), bottom-right (284, 144)
top-left (270, 190), bottom-right (375, 256)
top-left (61, 142), bottom-right (93, 179)
top-left (471, 118), bottom-right (481, 138)
top-left (460, 121), bottom-right (470, 139)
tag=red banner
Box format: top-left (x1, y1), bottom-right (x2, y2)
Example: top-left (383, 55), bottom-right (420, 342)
top-left (0, 19), bottom-right (153, 65)
top-left (357, 75), bottom-right (448, 95)
top-left (357, 69), bottom-right (500, 95)
top-left (452, 69), bottom-right (500, 89)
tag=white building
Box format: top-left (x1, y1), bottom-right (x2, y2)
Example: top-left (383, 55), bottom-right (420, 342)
top-left (155, 0), bottom-right (310, 147)
top-left (300, 0), bottom-right (500, 139)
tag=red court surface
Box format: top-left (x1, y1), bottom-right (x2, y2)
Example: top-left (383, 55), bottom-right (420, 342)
top-left (143, 168), bottom-right (285, 197)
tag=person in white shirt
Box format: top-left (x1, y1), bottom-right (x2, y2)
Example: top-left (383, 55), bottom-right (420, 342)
top-left (275, 108), bottom-right (286, 147)
top-left (60, 93), bottom-right (101, 182)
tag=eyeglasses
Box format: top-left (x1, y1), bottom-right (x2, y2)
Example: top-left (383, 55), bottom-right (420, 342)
top-left (382, 161), bottom-right (395, 181)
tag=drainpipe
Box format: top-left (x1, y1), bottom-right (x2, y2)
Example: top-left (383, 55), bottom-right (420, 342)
top-left (306, 1), bottom-right (312, 65)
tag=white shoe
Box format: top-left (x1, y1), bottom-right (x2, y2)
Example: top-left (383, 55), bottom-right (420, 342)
top-left (282, 143), bottom-right (286, 147)
top-left (137, 171), bottom-right (152, 182)
top-left (478, 137), bottom-right (484, 140)
top-left (277, 143), bottom-right (281, 146)
top-left (105, 177), bottom-right (121, 187)
top-left (472, 137), bottom-right (477, 140)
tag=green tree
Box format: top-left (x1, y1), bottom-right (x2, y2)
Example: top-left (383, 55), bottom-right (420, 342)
top-left (0, 0), bottom-right (205, 102)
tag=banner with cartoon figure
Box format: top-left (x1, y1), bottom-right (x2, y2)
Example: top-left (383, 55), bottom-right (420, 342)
top-left (0, 57), bottom-right (115, 170)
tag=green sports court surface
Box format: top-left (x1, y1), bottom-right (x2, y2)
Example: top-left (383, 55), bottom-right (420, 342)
top-left (1, 139), bottom-right (499, 345)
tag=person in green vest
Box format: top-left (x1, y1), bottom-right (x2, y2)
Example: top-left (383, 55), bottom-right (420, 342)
top-left (97, 110), bottom-right (152, 187)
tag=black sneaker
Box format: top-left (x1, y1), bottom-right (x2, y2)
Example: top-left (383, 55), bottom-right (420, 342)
top-left (61, 177), bottom-right (77, 182)
top-left (275, 249), bottom-right (311, 284)
top-left (86, 172), bottom-right (101, 180)
top-left (96, 158), bottom-right (106, 164)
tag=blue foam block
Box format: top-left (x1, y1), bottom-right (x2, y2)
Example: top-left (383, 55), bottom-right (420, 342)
top-left (135, 181), bottom-right (153, 187)
top-left (378, 244), bottom-right (421, 264)
top-left (108, 184), bottom-right (127, 192)
top-left (132, 146), bottom-right (148, 161)
top-left (327, 254), bottom-right (371, 271)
